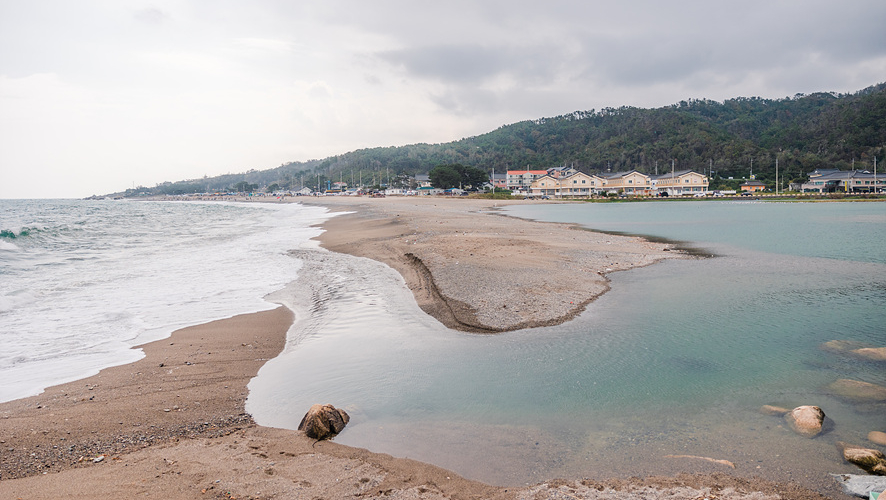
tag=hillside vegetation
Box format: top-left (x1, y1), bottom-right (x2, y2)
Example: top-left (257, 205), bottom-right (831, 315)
top-left (130, 83), bottom-right (886, 195)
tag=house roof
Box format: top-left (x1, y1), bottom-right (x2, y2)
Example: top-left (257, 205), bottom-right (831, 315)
top-left (813, 169), bottom-right (876, 180)
top-left (507, 170), bottom-right (548, 175)
top-left (651, 169), bottom-right (703, 180)
top-left (601, 170), bottom-right (647, 179)
top-left (808, 169), bottom-right (842, 178)
top-left (741, 180), bottom-right (766, 186)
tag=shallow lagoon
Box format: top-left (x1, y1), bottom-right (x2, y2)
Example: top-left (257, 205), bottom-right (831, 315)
top-left (248, 200), bottom-right (886, 493)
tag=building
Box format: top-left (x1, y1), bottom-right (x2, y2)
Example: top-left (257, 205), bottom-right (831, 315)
top-left (490, 173), bottom-right (507, 190)
top-left (600, 170), bottom-right (653, 195)
top-left (507, 170), bottom-right (548, 191)
top-left (414, 174), bottom-right (432, 188)
top-left (529, 172), bottom-right (604, 198)
top-left (547, 166), bottom-right (579, 178)
top-left (740, 180), bottom-right (766, 192)
top-left (800, 169), bottom-right (885, 193)
top-left (652, 170), bottom-right (709, 195)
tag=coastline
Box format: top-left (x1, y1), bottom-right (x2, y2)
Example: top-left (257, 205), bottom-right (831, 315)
top-left (0, 196), bottom-right (832, 499)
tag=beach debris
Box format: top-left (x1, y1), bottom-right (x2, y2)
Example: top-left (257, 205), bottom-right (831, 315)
top-left (759, 404), bottom-right (790, 416)
top-left (837, 442), bottom-right (886, 475)
top-left (870, 431), bottom-right (886, 446)
top-left (298, 404), bottom-right (350, 440)
top-left (826, 379), bottom-right (886, 403)
top-left (784, 405), bottom-right (825, 438)
top-left (664, 454), bottom-right (735, 468)
top-left (92, 455), bottom-right (105, 463)
top-left (831, 474), bottom-right (886, 498)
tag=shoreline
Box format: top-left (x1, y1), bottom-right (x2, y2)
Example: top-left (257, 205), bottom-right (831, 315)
top-left (0, 197), bottom-right (833, 499)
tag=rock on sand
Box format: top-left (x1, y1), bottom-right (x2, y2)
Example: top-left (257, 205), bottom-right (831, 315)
top-left (298, 404), bottom-right (350, 440)
top-left (837, 442), bottom-right (886, 475)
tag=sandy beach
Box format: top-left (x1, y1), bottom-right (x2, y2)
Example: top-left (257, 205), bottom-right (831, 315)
top-left (0, 196), bottom-right (832, 499)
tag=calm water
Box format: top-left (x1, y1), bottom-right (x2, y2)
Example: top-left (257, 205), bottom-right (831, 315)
top-left (0, 199), bottom-right (329, 402)
top-left (249, 200), bottom-right (886, 494)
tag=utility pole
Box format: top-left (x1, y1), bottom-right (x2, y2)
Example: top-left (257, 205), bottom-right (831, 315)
top-left (775, 157), bottom-right (779, 195)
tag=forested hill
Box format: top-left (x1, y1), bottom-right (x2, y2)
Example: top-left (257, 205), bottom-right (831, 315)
top-left (135, 82), bottom-right (886, 195)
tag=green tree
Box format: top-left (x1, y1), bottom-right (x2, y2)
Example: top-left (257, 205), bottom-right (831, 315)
top-left (429, 163), bottom-right (489, 189)
top-left (233, 181), bottom-right (257, 193)
top-left (429, 164), bottom-right (462, 189)
top-left (457, 164), bottom-right (489, 188)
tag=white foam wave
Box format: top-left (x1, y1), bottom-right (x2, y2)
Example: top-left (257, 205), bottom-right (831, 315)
top-left (0, 291), bottom-right (37, 313)
top-left (0, 200), bottom-right (333, 403)
top-left (0, 239), bottom-right (19, 251)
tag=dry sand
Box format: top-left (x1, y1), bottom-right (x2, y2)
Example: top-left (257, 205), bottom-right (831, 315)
top-left (0, 196), bottom-right (831, 499)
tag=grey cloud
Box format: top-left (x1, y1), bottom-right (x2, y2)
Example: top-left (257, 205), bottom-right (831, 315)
top-left (377, 42), bottom-right (568, 86)
top-left (379, 45), bottom-right (513, 84)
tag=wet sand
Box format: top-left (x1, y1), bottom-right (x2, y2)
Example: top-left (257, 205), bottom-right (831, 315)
top-left (0, 196), bottom-right (833, 499)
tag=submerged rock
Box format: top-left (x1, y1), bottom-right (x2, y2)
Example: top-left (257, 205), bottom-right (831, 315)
top-left (820, 340), bottom-right (886, 362)
top-left (869, 431), bottom-right (886, 446)
top-left (298, 404), bottom-right (350, 440)
top-left (784, 405), bottom-right (825, 438)
top-left (759, 404), bottom-right (790, 416)
top-left (826, 379), bottom-right (886, 403)
top-left (831, 474), bottom-right (886, 498)
top-left (821, 340), bottom-right (869, 354)
top-left (853, 347), bottom-right (886, 362)
top-left (837, 442), bottom-right (886, 475)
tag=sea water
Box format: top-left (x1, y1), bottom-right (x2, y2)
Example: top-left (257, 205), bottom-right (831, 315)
top-left (0, 199), bottom-right (330, 403)
top-left (248, 200), bottom-right (886, 493)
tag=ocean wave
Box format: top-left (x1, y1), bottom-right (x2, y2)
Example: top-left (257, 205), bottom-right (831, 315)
top-left (0, 239), bottom-right (19, 251)
top-left (0, 291), bottom-right (37, 313)
top-left (0, 226), bottom-right (41, 239)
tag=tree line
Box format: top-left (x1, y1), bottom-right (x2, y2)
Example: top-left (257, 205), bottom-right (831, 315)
top-left (125, 82), bottom-right (886, 196)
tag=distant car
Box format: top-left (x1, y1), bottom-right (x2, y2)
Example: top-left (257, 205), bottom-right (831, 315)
top-left (740, 191), bottom-right (754, 196)
top-left (712, 192), bottom-right (725, 197)
top-left (693, 192), bottom-right (707, 197)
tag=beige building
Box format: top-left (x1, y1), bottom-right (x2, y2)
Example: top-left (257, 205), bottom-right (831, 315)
top-left (529, 169), bottom-right (709, 197)
top-left (507, 170), bottom-right (549, 191)
top-left (652, 170), bottom-right (709, 195)
top-left (601, 170), bottom-right (653, 195)
top-left (530, 172), bottom-right (604, 198)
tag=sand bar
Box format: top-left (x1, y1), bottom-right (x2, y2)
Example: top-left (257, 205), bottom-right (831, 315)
top-left (0, 197), bottom-right (829, 499)
top-left (306, 196), bottom-right (684, 332)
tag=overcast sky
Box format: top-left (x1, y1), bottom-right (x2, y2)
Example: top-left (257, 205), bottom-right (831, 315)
top-left (1, 1), bottom-right (884, 198)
